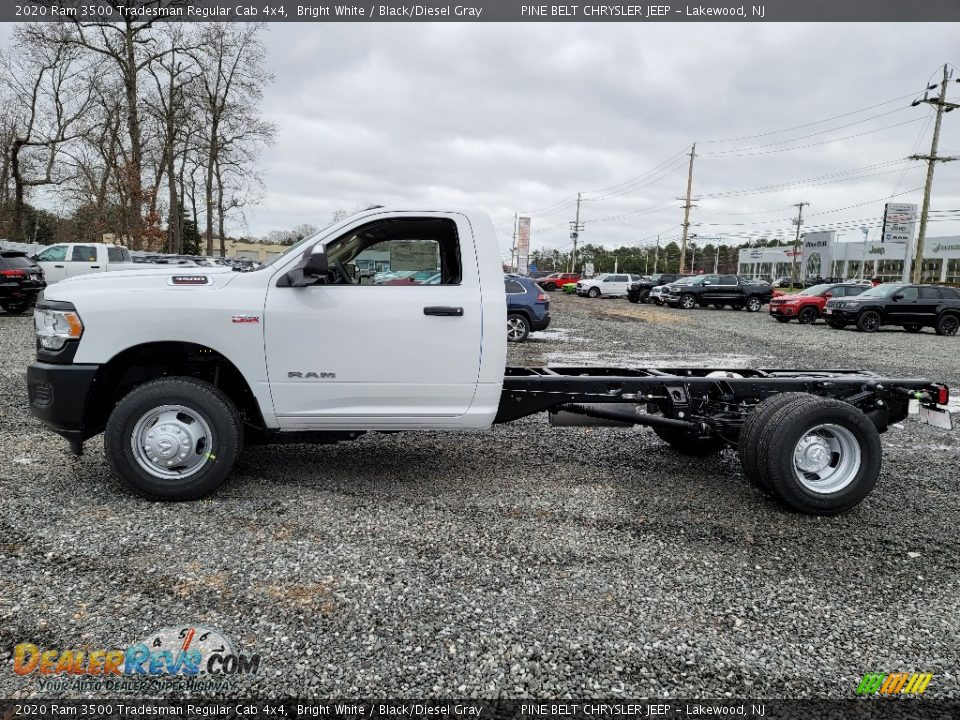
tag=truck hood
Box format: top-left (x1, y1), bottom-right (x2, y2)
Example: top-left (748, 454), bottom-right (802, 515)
top-left (43, 266), bottom-right (240, 302)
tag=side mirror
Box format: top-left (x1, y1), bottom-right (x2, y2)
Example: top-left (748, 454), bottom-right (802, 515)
top-left (304, 251), bottom-right (328, 277)
top-left (891, 292), bottom-right (904, 301)
top-left (823, 293), bottom-right (832, 299)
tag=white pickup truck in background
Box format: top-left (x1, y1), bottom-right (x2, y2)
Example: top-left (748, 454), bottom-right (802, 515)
top-left (25, 206), bottom-right (952, 515)
top-left (32, 242), bottom-right (137, 283)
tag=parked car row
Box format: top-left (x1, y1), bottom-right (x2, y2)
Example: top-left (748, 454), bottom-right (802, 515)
top-left (0, 251), bottom-right (46, 314)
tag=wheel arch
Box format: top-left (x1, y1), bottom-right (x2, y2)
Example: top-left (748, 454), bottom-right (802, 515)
top-left (86, 341), bottom-right (266, 438)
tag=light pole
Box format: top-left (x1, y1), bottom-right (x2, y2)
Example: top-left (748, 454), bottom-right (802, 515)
top-left (860, 226), bottom-right (869, 280)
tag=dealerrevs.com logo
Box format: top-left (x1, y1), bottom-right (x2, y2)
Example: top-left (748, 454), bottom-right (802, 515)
top-left (856, 672), bottom-right (933, 696)
top-left (13, 625), bottom-right (260, 682)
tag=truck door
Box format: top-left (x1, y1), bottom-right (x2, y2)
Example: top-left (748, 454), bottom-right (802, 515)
top-left (66, 244), bottom-right (101, 278)
top-left (264, 213), bottom-right (484, 427)
top-left (916, 286), bottom-right (943, 324)
top-left (35, 244), bottom-right (69, 283)
top-left (886, 285), bottom-right (919, 324)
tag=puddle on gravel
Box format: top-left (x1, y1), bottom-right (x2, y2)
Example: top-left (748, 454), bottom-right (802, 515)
top-left (528, 328), bottom-right (585, 343)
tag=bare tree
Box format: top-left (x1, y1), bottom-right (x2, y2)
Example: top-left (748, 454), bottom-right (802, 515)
top-left (1, 26), bottom-right (96, 242)
top-left (193, 23), bottom-right (272, 256)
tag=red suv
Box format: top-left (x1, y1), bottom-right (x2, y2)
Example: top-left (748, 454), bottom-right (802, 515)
top-left (539, 272), bottom-right (580, 291)
top-left (769, 282), bottom-right (869, 324)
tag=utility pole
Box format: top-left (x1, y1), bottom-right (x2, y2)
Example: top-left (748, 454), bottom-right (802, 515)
top-left (909, 64), bottom-right (959, 283)
top-left (654, 235), bottom-right (660, 273)
top-left (569, 192), bottom-right (584, 273)
top-left (790, 202), bottom-right (809, 287)
top-left (679, 143), bottom-right (696, 272)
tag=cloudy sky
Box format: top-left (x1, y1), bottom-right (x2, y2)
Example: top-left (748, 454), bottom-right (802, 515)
top-left (4, 22), bottom-right (960, 258)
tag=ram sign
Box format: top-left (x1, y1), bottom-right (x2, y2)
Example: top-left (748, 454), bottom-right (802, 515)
top-left (882, 203), bottom-right (918, 244)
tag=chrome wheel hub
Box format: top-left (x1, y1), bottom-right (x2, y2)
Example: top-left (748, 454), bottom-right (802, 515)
top-left (792, 423), bottom-right (861, 494)
top-left (131, 405), bottom-right (213, 480)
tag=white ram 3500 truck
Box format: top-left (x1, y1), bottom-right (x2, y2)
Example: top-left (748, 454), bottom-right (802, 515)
top-left (26, 207), bottom-right (952, 515)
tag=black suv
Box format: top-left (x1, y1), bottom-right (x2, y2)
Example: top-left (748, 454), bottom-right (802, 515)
top-left (663, 274), bottom-right (774, 312)
top-left (823, 283), bottom-right (960, 335)
top-left (0, 251), bottom-right (46, 314)
top-left (626, 273), bottom-right (696, 303)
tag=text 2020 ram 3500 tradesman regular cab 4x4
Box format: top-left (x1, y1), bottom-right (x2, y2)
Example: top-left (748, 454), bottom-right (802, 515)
top-left (26, 208), bottom-right (952, 515)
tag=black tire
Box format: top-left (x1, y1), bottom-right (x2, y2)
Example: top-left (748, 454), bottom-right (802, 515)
top-left (1, 299), bottom-right (31, 314)
top-left (627, 294), bottom-right (640, 304)
top-left (856, 310), bottom-right (881, 333)
top-left (738, 393), bottom-right (812, 497)
top-left (827, 320), bottom-right (846, 329)
top-left (935, 313), bottom-right (959, 337)
top-left (679, 293), bottom-right (697, 310)
top-left (757, 396), bottom-right (882, 515)
top-left (506, 313), bottom-right (530, 342)
top-left (653, 298), bottom-right (664, 306)
top-left (904, 324), bottom-right (923, 334)
top-left (639, 290), bottom-right (651, 304)
top-left (104, 377), bottom-right (243, 501)
top-left (653, 425), bottom-right (727, 456)
top-left (588, 287), bottom-right (600, 298)
top-left (543, 282), bottom-right (556, 291)
top-left (745, 296), bottom-right (763, 313)
top-left (797, 306), bottom-right (818, 324)
top-left (774, 316), bottom-right (790, 324)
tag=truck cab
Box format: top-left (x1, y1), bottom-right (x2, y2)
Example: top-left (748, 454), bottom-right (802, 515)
top-left (34, 243), bottom-right (133, 283)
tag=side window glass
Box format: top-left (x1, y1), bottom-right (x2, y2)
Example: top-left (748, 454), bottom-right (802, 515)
top-left (323, 217), bottom-right (461, 286)
top-left (919, 287), bottom-right (941, 299)
top-left (505, 279), bottom-right (524, 294)
top-left (831, 287), bottom-right (846, 298)
top-left (107, 246), bottom-right (129, 262)
top-left (848, 286), bottom-right (866, 296)
top-left (37, 245), bottom-right (67, 262)
top-left (71, 245), bottom-right (97, 262)
top-left (899, 286), bottom-right (919, 300)
top-left (721, 275), bottom-right (738, 285)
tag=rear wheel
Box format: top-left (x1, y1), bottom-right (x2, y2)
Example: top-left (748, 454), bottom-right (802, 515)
top-left (679, 293), bottom-right (697, 310)
top-left (755, 396), bottom-right (881, 515)
top-left (935, 313), bottom-right (959, 337)
top-left (797, 306), bottom-right (818, 324)
top-left (628, 294), bottom-right (640, 304)
top-left (904, 324), bottom-right (923, 334)
top-left (654, 425), bottom-right (727, 456)
top-left (745, 296), bottom-right (763, 313)
top-left (507, 313), bottom-right (530, 342)
top-left (543, 282), bottom-right (556, 291)
top-left (588, 287), bottom-right (600, 298)
top-left (857, 310), bottom-right (881, 333)
top-left (738, 393), bottom-right (812, 497)
top-left (104, 377), bottom-right (242, 501)
top-left (639, 290), bottom-right (651, 303)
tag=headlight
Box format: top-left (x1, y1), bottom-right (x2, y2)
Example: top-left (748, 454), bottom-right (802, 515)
top-left (34, 307), bottom-right (84, 350)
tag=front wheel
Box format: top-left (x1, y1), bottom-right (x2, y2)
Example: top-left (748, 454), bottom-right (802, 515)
top-left (1, 299), bottom-right (31, 314)
top-left (679, 293), bottom-right (697, 310)
top-left (588, 287), bottom-right (600, 298)
top-left (745, 296), bottom-right (763, 313)
top-left (857, 310), bottom-right (881, 333)
top-left (507, 313), bottom-right (530, 342)
top-left (627, 294), bottom-right (640, 304)
top-left (935, 313), bottom-right (959, 337)
top-left (543, 283), bottom-right (556, 291)
top-left (104, 377), bottom-right (243, 500)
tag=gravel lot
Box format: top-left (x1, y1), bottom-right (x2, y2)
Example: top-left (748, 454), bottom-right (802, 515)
top-left (1, 294), bottom-right (958, 699)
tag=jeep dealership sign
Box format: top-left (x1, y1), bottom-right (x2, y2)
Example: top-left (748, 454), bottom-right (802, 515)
top-left (882, 203), bottom-right (918, 244)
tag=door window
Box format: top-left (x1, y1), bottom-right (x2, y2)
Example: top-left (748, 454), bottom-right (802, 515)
top-left (321, 218), bottom-right (461, 286)
top-left (36, 245), bottom-right (67, 262)
top-left (919, 287), bottom-right (941, 299)
top-left (107, 246), bottom-right (131, 262)
top-left (721, 275), bottom-right (738, 285)
top-left (71, 245), bottom-right (98, 262)
top-left (505, 279), bottom-right (525, 294)
top-left (897, 286), bottom-right (919, 300)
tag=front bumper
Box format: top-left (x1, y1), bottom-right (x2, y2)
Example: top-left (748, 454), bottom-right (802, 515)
top-left (822, 306), bottom-right (858, 322)
top-left (27, 362), bottom-right (101, 452)
top-left (769, 303), bottom-right (798, 317)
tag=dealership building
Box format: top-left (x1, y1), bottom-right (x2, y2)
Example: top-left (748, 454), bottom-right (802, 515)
top-left (738, 232), bottom-right (960, 284)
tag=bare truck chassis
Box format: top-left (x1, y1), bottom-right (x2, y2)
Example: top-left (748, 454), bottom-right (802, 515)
top-left (496, 366), bottom-right (951, 515)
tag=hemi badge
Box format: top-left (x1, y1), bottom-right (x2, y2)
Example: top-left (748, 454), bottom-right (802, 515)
top-left (232, 315), bottom-right (260, 323)
top-left (171, 275), bottom-right (209, 285)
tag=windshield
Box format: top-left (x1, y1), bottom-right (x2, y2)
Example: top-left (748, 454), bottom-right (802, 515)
top-left (671, 276), bottom-right (698, 286)
top-left (858, 283), bottom-right (905, 298)
top-left (800, 284), bottom-right (833, 296)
